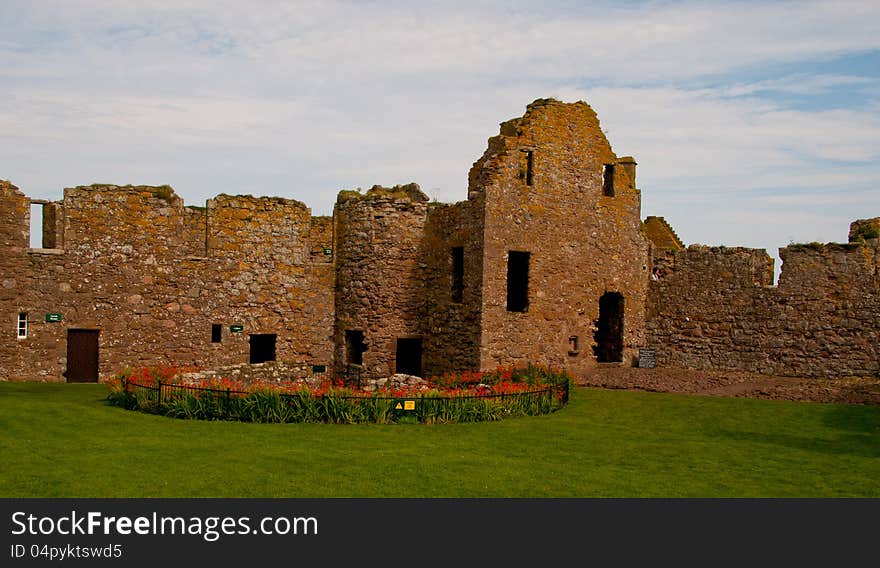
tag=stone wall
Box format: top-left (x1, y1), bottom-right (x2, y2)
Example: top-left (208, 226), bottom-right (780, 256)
top-left (420, 200), bottom-right (484, 376)
top-left (0, 183), bottom-right (335, 381)
top-left (849, 217), bottom-right (880, 243)
top-left (4, 98), bottom-right (877, 384)
top-left (647, 241), bottom-right (880, 377)
top-left (471, 99), bottom-right (650, 374)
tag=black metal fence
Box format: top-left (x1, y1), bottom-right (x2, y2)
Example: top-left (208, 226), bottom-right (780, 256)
top-left (124, 378), bottom-right (567, 403)
top-left (122, 376), bottom-right (569, 421)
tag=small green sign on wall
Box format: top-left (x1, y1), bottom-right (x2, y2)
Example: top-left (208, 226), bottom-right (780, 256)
top-left (45, 313), bottom-right (62, 323)
top-left (230, 325), bottom-right (244, 333)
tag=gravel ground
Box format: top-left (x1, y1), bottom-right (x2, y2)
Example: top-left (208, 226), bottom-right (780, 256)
top-left (577, 366), bottom-right (880, 406)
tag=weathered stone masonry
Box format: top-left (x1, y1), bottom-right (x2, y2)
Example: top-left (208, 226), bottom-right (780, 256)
top-left (647, 232), bottom-right (880, 378)
top-left (2, 99), bottom-right (878, 382)
top-left (332, 99), bottom-right (649, 380)
top-left (1, 181), bottom-right (333, 381)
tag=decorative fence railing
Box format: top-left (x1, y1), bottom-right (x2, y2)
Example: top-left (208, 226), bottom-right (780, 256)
top-left (119, 377), bottom-right (569, 423)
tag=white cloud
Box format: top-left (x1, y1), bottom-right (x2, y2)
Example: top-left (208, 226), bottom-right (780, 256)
top-left (0, 0), bottom-right (878, 255)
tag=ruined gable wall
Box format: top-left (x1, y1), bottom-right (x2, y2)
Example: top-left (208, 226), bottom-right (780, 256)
top-left (0, 184), bottom-right (335, 381)
top-left (420, 200), bottom-right (484, 376)
top-left (332, 185), bottom-right (428, 380)
top-left (647, 242), bottom-right (880, 377)
top-left (473, 99), bottom-right (650, 373)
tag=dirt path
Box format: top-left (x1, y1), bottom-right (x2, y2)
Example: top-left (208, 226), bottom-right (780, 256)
top-left (576, 366), bottom-right (880, 406)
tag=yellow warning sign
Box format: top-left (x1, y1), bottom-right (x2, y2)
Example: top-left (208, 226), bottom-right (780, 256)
top-left (395, 402), bottom-right (403, 410)
top-left (404, 400), bottom-right (415, 411)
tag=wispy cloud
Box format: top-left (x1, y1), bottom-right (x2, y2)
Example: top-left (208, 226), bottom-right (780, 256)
top-left (0, 0), bottom-right (878, 262)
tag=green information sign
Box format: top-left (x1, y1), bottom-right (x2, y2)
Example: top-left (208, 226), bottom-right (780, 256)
top-left (230, 325), bottom-right (244, 333)
top-left (45, 313), bottom-right (62, 323)
top-left (323, 247), bottom-right (333, 256)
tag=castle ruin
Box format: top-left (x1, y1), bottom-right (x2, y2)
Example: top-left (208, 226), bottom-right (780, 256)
top-left (2, 99), bottom-right (878, 382)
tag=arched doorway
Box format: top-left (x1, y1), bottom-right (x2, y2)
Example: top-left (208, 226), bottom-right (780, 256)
top-left (594, 292), bottom-right (624, 363)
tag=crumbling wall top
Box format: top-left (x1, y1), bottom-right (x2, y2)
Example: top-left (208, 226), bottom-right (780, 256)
top-left (211, 193), bottom-right (310, 212)
top-left (336, 183), bottom-right (428, 205)
top-left (0, 179), bottom-right (23, 195)
top-left (849, 217), bottom-right (880, 243)
top-left (66, 184), bottom-right (182, 205)
top-left (669, 245), bottom-right (775, 287)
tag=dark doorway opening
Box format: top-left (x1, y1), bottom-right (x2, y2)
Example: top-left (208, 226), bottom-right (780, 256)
top-left (506, 251), bottom-right (530, 312)
top-left (395, 338), bottom-right (423, 377)
top-left (249, 334), bottom-right (277, 364)
top-left (594, 292), bottom-right (624, 362)
top-left (65, 329), bottom-right (99, 383)
top-left (211, 323), bottom-right (222, 343)
top-left (345, 330), bottom-right (366, 365)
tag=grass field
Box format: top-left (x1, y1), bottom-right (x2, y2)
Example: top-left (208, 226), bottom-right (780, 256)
top-left (1, 381), bottom-right (878, 497)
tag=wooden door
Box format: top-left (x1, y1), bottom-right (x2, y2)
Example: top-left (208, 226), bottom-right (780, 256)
top-left (66, 329), bottom-right (100, 382)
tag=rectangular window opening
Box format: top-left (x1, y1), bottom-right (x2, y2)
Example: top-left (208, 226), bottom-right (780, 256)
top-left (211, 323), bottom-right (222, 343)
top-left (17, 313), bottom-right (27, 339)
top-left (568, 335), bottom-right (579, 355)
top-left (602, 164), bottom-right (615, 197)
top-left (249, 334), bottom-right (277, 364)
top-left (29, 203), bottom-right (58, 249)
top-left (506, 251), bottom-right (530, 313)
top-left (29, 204), bottom-right (44, 248)
top-left (451, 246), bottom-right (464, 303)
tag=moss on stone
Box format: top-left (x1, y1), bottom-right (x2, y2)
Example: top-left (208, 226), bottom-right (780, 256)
top-left (851, 224), bottom-right (879, 241)
top-left (787, 241), bottom-right (864, 252)
top-left (151, 185), bottom-right (177, 203)
top-left (337, 183), bottom-right (428, 204)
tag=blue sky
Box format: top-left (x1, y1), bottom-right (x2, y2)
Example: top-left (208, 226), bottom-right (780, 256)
top-left (2, 0), bottom-right (878, 277)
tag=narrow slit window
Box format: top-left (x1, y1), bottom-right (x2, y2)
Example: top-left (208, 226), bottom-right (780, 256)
top-left (526, 151), bottom-right (534, 185)
top-left (211, 323), bottom-right (222, 343)
top-left (506, 251), bottom-right (530, 312)
top-left (17, 313), bottom-right (27, 339)
top-left (451, 246), bottom-right (464, 303)
top-left (602, 164), bottom-right (615, 197)
top-left (568, 336), bottom-right (579, 355)
top-left (519, 149), bottom-right (534, 186)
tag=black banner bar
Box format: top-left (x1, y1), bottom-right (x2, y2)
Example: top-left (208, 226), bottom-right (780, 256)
top-left (2, 499), bottom-right (876, 565)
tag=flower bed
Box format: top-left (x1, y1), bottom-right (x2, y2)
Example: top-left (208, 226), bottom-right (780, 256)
top-left (105, 365), bottom-right (571, 424)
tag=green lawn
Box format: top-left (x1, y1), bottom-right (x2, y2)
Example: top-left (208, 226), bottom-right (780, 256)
top-left (1, 381), bottom-right (878, 497)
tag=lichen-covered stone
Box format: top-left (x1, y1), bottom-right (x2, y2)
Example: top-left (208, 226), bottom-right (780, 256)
top-left (647, 242), bottom-right (879, 377)
top-left (2, 100), bottom-right (878, 384)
